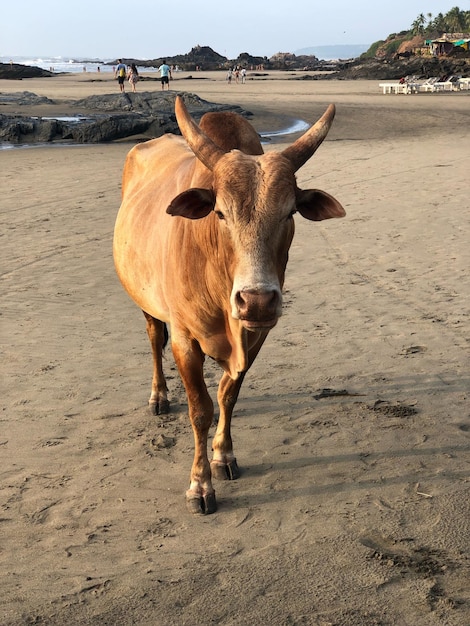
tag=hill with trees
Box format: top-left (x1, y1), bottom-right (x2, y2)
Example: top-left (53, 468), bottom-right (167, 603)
top-left (331, 6), bottom-right (470, 79)
top-left (363, 6), bottom-right (469, 59)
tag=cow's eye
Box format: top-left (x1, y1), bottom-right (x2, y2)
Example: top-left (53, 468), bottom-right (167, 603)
top-left (214, 210), bottom-right (225, 220)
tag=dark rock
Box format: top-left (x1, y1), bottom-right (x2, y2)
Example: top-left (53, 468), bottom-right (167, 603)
top-left (0, 91), bottom-right (56, 106)
top-left (73, 91), bottom-right (244, 116)
top-left (0, 91), bottom-right (251, 145)
top-left (0, 62), bottom-right (53, 79)
top-left (318, 56), bottom-right (470, 80)
top-left (106, 46), bottom-right (267, 72)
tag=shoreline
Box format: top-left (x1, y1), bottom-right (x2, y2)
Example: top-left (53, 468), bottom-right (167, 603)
top-left (1, 71), bottom-right (469, 146)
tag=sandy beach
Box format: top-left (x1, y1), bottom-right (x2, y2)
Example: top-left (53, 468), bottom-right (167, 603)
top-left (1, 71), bottom-right (469, 625)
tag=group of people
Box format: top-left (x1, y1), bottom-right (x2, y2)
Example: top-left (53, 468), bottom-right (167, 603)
top-left (114, 59), bottom-right (173, 93)
top-left (226, 66), bottom-right (247, 84)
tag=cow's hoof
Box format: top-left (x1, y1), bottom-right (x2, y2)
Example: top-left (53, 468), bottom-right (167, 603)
top-left (157, 399), bottom-right (170, 414)
top-left (149, 399), bottom-right (170, 416)
top-left (186, 492), bottom-right (217, 515)
top-left (211, 458), bottom-right (240, 481)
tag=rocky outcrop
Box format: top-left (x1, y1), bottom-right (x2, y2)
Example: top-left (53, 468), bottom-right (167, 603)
top-left (0, 113), bottom-right (158, 144)
top-left (311, 56), bottom-right (470, 80)
top-left (0, 63), bottom-right (53, 79)
top-left (0, 91), bottom-right (55, 106)
top-left (0, 92), bottom-right (250, 145)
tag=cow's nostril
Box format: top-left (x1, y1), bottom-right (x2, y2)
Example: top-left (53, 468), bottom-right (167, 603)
top-left (236, 289), bottom-right (280, 320)
top-left (235, 290), bottom-right (246, 310)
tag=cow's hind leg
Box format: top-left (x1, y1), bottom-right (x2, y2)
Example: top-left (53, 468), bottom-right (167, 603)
top-left (172, 338), bottom-right (216, 515)
top-left (143, 311), bottom-right (169, 415)
top-left (211, 372), bottom-right (245, 481)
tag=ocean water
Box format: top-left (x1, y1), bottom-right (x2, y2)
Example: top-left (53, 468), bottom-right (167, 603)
top-left (259, 119), bottom-right (309, 139)
top-left (0, 55), bottom-right (156, 74)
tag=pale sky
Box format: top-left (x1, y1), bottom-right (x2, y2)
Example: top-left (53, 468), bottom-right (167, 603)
top-left (3, 1), bottom-right (463, 60)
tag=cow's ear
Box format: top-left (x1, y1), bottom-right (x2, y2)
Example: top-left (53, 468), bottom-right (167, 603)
top-left (167, 188), bottom-right (215, 219)
top-left (296, 189), bottom-right (346, 221)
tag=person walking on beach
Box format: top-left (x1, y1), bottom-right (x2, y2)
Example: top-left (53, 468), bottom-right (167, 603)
top-left (127, 63), bottom-right (139, 93)
top-left (158, 60), bottom-right (172, 90)
top-left (115, 59), bottom-right (127, 93)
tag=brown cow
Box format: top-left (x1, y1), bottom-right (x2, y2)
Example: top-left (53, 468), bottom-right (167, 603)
top-left (113, 96), bottom-right (345, 514)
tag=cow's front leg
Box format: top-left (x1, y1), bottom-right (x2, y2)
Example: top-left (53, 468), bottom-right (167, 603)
top-left (172, 338), bottom-right (216, 515)
top-left (212, 333), bottom-right (267, 481)
top-left (143, 312), bottom-right (169, 415)
top-left (211, 372), bottom-right (245, 481)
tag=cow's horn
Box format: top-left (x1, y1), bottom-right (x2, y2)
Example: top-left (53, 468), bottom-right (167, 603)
top-left (281, 104), bottom-right (336, 172)
top-left (175, 95), bottom-right (225, 171)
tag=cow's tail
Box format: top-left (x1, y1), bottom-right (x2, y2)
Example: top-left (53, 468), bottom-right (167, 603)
top-left (163, 323), bottom-right (169, 350)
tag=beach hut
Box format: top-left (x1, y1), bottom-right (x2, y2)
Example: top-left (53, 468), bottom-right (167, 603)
top-left (426, 34), bottom-right (470, 56)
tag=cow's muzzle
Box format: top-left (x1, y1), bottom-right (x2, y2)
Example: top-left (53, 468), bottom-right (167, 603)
top-left (235, 289), bottom-right (281, 330)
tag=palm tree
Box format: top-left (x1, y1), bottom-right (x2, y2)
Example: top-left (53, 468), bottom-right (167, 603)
top-left (446, 6), bottom-right (465, 32)
top-left (431, 13), bottom-right (447, 34)
top-left (411, 13), bottom-right (426, 35)
top-left (411, 7), bottom-right (470, 36)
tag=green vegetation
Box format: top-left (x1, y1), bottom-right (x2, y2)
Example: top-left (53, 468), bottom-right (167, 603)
top-left (411, 6), bottom-right (470, 35)
top-left (362, 6), bottom-right (470, 58)
top-left (365, 41), bottom-right (385, 58)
